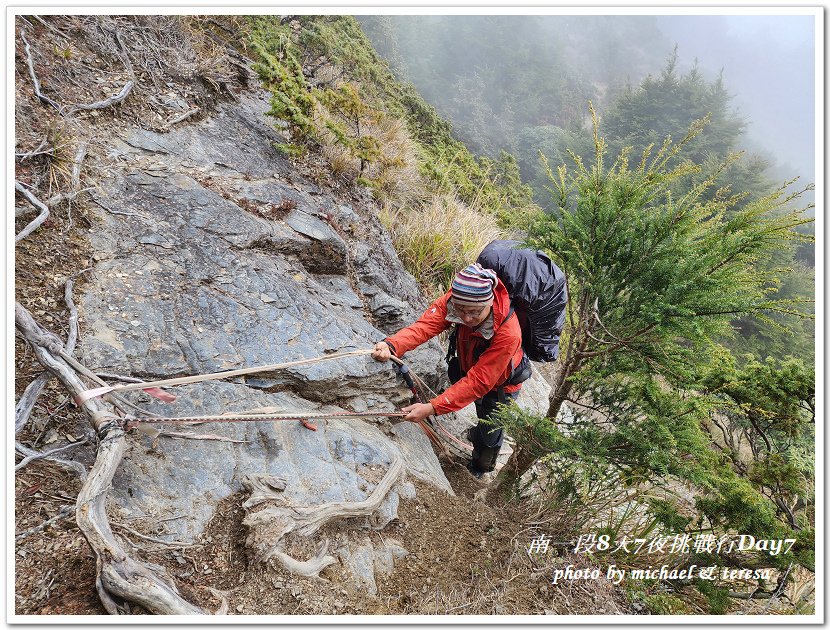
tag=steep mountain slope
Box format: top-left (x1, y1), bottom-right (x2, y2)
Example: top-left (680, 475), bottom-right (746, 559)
top-left (14, 15), bottom-right (600, 617)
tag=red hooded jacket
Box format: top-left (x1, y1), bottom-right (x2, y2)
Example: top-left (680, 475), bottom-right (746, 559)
top-left (384, 279), bottom-right (524, 415)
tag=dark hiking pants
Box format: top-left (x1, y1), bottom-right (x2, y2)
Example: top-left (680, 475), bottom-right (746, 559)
top-left (468, 389), bottom-right (520, 473)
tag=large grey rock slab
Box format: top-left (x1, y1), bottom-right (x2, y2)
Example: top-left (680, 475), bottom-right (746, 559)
top-left (117, 94), bottom-right (292, 180)
top-left (77, 92), bottom-right (457, 557)
top-left (80, 168), bottom-right (436, 401)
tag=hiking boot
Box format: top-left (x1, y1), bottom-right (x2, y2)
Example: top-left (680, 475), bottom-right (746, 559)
top-left (466, 459), bottom-right (485, 479)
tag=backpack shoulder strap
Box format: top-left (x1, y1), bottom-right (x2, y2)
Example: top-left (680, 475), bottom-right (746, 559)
top-left (446, 324), bottom-right (459, 362)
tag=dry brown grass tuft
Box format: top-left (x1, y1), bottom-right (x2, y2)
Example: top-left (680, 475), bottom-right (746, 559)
top-left (380, 192), bottom-right (504, 295)
top-left (362, 115), bottom-right (424, 206)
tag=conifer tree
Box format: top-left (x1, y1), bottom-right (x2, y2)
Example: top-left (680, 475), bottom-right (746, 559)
top-left (490, 108), bottom-right (813, 494)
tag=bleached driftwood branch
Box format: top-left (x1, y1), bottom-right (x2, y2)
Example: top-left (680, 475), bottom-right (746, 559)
top-left (15, 302), bottom-right (206, 615)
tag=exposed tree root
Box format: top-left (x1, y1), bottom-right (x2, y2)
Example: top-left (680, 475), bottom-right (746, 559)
top-left (70, 141), bottom-right (88, 189)
top-left (267, 541), bottom-right (338, 577)
top-left (15, 372), bottom-right (52, 433)
top-left (57, 348), bottom-right (161, 419)
top-left (16, 276), bottom-right (82, 433)
top-left (242, 454), bottom-right (403, 578)
top-left (15, 441), bottom-right (86, 479)
top-left (15, 302), bottom-right (207, 615)
top-left (110, 522), bottom-right (200, 548)
top-left (16, 505), bottom-right (75, 540)
top-left (205, 587), bottom-right (229, 615)
top-left (15, 135), bottom-right (51, 160)
top-left (19, 28), bottom-right (62, 112)
top-left (165, 107), bottom-right (200, 127)
top-left (68, 80), bottom-right (134, 114)
top-left (47, 186), bottom-right (95, 207)
top-left (15, 438), bottom-right (89, 473)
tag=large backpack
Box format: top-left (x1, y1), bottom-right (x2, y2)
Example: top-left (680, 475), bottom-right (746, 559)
top-left (476, 239), bottom-right (567, 363)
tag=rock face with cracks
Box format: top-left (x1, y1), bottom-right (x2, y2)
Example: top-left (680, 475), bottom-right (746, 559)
top-left (73, 92), bottom-right (550, 599)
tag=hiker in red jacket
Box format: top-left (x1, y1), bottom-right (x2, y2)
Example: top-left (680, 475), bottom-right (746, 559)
top-left (372, 263), bottom-right (531, 477)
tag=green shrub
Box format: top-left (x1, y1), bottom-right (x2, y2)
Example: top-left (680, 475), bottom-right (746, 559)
top-left (246, 15), bottom-right (539, 229)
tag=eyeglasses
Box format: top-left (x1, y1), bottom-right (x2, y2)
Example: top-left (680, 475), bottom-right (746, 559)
top-left (453, 302), bottom-right (489, 318)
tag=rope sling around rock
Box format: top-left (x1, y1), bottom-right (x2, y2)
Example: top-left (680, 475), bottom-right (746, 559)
top-left (76, 347), bottom-right (468, 454)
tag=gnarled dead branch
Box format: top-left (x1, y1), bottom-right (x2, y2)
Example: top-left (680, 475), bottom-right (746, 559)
top-left (15, 182), bottom-right (50, 242)
top-left (165, 107), bottom-right (200, 128)
top-left (47, 186), bottom-right (95, 207)
top-left (67, 80), bottom-right (134, 114)
top-left (32, 15), bottom-right (73, 42)
top-left (16, 505), bottom-right (75, 540)
top-left (15, 438), bottom-right (89, 474)
top-left (15, 302), bottom-right (206, 615)
top-left (71, 141), bottom-right (88, 189)
top-left (15, 373), bottom-right (52, 433)
top-left (111, 522), bottom-right (200, 548)
top-left (268, 541), bottom-right (337, 577)
top-left (15, 135), bottom-right (51, 160)
top-left (16, 275), bottom-right (83, 433)
top-left (19, 28), bottom-right (62, 112)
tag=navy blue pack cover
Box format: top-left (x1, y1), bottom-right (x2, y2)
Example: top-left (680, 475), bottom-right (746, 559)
top-left (477, 239), bottom-right (567, 362)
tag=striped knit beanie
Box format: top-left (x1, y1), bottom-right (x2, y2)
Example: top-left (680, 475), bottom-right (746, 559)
top-left (451, 263), bottom-right (498, 305)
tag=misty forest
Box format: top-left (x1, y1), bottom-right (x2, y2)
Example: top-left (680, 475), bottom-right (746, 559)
top-left (14, 14), bottom-right (816, 616)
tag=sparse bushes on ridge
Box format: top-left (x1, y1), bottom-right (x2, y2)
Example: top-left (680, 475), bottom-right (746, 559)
top-left (246, 15), bottom-right (540, 293)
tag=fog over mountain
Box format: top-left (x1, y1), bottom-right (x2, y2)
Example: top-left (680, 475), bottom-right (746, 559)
top-left (656, 15), bottom-right (815, 185)
top-left (361, 13), bottom-right (817, 191)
